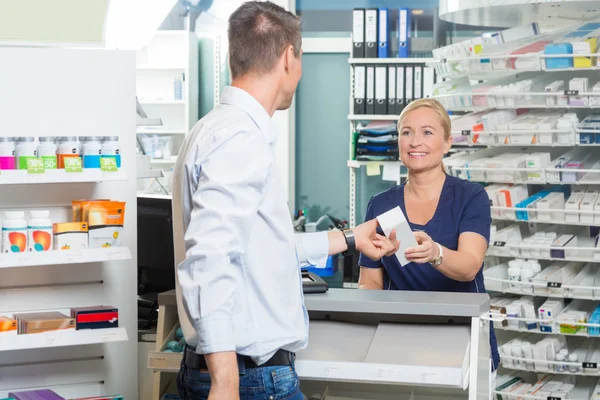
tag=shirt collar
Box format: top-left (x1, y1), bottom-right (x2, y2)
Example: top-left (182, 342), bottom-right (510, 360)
top-left (220, 86), bottom-right (279, 144)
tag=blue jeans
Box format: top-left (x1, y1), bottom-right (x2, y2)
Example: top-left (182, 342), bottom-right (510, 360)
top-left (177, 358), bottom-right (304, 400)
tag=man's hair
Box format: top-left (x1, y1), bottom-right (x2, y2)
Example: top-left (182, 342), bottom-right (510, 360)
top-left (228, 1), bottom-right (301, 80)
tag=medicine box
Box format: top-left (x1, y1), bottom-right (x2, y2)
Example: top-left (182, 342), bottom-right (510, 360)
top-left (565, 193), bottom-right (585, 223)
top-left (580, 192), bottom-right (599, 224)
top-left (544, 43), bottom-right (574, 69)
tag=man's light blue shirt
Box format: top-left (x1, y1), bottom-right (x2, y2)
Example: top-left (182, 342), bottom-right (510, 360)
top-left (171, 86), bottom-right (329, 365)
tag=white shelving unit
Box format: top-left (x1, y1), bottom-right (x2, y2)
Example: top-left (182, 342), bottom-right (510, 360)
top-left (427, 6), bottom-right (600, 395)
top-left (0, 47), bottom-right (138, 398)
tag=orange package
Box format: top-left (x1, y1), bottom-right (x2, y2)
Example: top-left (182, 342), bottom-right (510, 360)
top-left (0, 316), bottom-right (17, 333)
top-left (87, 201), bottom-right (126, 248)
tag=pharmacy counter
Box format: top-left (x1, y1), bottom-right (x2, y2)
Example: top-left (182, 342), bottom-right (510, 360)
top-left (297, 289), bottom-right (491, 400)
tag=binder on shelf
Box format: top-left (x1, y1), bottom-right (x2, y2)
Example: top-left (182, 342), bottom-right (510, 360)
top-left (366, 65), bottom-right (375, 114)
top-left (405, 66), bottom-right (414, 105)
top-left (365, 8), bottom-right (378, 58)
top-left (398, 8), bottom-right (410, 58)
top-left (354, 65), bottom-right (366, 114)
top-left (396, 66), bottom-right (405, 113)
top-left (375, 66), bottom-right (387, 115)
top-left (424, 67), bottom-right (435, 98)
top-left (414, 65), bottom-right (422, 100)
top-left (388, 66), bottom-right (397, 115)
top-left (352, 9), bottom-right (365, 58)
top-left (378, 8), bottom-right (389, 58)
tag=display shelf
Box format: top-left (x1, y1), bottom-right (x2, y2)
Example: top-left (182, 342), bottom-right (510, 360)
top-left (494, 321), bottom-right (600, 339)
top-left (487, 244), bottom-right (600, 263)
top-left (490, 206), bottom-right (600, 227)
top-left (137, 100), bottom-right (185, 105)
top-left (449, 166), bottom-right (600, 185)
top-left (150, 157), bottom-right (177, 165)
top-left (0, 247), bottom-right (131, 269)
top-left (137, 193), bottom-right (172, 200)
top-left (136, 128), bottom-right (186, 135)
top-left (136, 66), bottom-right (186, 71)
top-left (0, 327), bottom-right (128, 352)
top-left (348, 114), bottom-right (399, 121)
top-left (138, 170), bottom-right (163, 179)
top-left (485, 275), bottom-right (600, 301)
top-left (349, 58), bottom-right (433, 65)
top-left (0, 169), bottom-right (127, 185)
top-left (347, 160), bottom-right (402, 168)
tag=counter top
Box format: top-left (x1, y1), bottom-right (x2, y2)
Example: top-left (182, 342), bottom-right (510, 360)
top-left (159, 287), bottom-right (490, 317)
top-left (304, 288), bottom-right (489, 318)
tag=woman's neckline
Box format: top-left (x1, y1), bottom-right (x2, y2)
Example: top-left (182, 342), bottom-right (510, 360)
top-left (401, 174), bottom-right (449, 228)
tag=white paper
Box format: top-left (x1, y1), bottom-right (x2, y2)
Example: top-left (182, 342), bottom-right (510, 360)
top-left (382, 164), bottom-right (400, 182)
top-left (376, 206), bottom-right (418, 266)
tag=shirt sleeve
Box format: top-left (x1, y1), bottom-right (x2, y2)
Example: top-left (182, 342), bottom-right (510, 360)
top-left (176, 130), bottom-right (271, 355)
top-left (358, 198), bottom-right (383, 269)
top-left (459, 186), bottom-right (492, 243)
top-left (295, 232), bottom-right (329, 269)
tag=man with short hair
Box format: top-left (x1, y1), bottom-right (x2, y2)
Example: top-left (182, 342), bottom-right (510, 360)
top-left (171, 2), bottom-right (398, 399)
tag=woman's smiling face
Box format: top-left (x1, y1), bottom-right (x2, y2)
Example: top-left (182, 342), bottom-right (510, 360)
top-left (398, 106), bottom-right (451, 173)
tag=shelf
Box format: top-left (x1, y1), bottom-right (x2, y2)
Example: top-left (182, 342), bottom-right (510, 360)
top-left (137, 128), bottom-right (186, 135)
top-left (137, 100), bottom-right (185, 105)
top-left (0, 327), bottom-right (128, 352)
top-left (137, 193), bottom-right (172, 200)
top-left (137, 170), bottom-right (163, 179)
top-left (348, 114), bottom-right (399, 121)
top-left (487, 244), bottom-right (600, 263)
top-left (0, 247), bottom-right (131, 269)
top-left (347, 160), bottom-right (402, 168)
top-left (349, 58), bottom-right (433, 64)
top-left (150, 157), bottom-right (177, 165)
top-left (0, 169), bottom-right (127, 185)
top-left (496, 323), bottom-right (600, 339)
top-left (485, 281), bottom-right (596, 301)
top-left (136, 66), bottom-right (186, 71)
top-left (492, 215), bottom-right (599, 228)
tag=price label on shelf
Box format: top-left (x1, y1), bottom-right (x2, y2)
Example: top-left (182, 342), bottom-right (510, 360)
top-left (547, 282), bottom-right (562, 289)
top-left (564, 90), bottom-right (579, 96)
top-left (583, 362), bottom-right (598, 369)
top-left (492, 241), bottom-right (506, 247)
top-left (100, 157), bottom-right (118, 172)
top-left (64, 157), bottom-right (83, 173)
top-left (548, 397), bottom-right (561, 400)
top-left (26, 158), bottom-right (45, 174)
top-left (461, 130), bottom-right (471, 136)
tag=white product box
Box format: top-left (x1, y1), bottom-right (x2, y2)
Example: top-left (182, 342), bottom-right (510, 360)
top-left (565, 193), bottom-right (585, 223)
top-left (376, 206), bottom-right (418, 267)
top-left (538, 299), bottom-right (565, 332)
top-left (535, 192), bottom-right (566, 222)
top-left (580, 192), bottom-right (599, 224)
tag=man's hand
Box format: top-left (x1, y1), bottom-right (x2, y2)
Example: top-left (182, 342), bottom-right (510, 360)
top-left (353, 219), bottom-right (400, 260)
top-left (205, 352), bottom-right (240, 400)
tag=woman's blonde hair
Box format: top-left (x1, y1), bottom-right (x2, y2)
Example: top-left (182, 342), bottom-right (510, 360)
top-left (397, 98), bottom-right (451, 173)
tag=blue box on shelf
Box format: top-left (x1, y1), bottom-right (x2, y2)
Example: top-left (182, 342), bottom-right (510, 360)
top-left (306, 255), bottom-right (338, 277)
top-left (544, 43), bottom-right (573, 69)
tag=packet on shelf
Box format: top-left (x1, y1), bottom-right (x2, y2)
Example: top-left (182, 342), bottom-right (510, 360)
top-left (87, 201), bottom-right (126, 249)
top-left (53, 222), bottom-right (88, 251)
top-left (0, 316), bottom-right (16, 335)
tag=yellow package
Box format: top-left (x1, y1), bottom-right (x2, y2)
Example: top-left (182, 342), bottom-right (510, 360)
top-left (53, 222), bottom-right (88, 250)
top-left (0, 316), bottom-right (16, 333)
top-left (88, 201), bottom-right (126, 248)
top-left (72, 199), bottom-right (109, 222)
top-left (81, 200), bottom-right (112, 223)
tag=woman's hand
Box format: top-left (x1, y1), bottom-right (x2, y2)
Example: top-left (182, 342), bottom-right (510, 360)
top-left (404, 231), bottom-right (440, 264)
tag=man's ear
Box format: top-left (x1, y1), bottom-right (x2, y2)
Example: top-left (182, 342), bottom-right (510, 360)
top-left (283, 45), bottom-right (294, 72)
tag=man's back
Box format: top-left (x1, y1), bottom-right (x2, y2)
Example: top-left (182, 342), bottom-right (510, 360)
top-left (171, 87), bottom-right (307, 365)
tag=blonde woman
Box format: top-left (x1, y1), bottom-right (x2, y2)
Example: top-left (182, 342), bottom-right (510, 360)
top-left (358, 98), bottom-right (500, 373)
